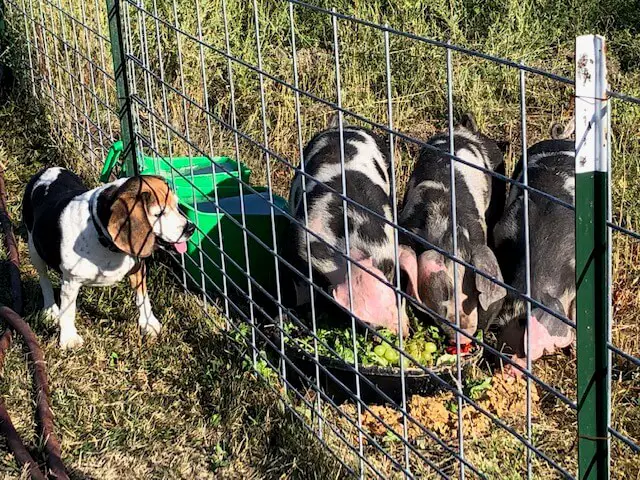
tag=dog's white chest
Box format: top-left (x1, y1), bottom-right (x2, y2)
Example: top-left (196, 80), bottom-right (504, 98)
top-left (59, 195), bottom-right (137, 286)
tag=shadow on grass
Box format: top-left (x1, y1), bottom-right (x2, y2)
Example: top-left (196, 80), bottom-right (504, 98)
top-left (154, 265), bottom-right (346, 478)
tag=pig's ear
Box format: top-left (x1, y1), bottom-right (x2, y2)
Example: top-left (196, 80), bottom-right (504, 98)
top-left (398, 245), bottom-right (420, 303)
top-left (531, 298), bottom-right (573, 343)
top-left (460, 113), bottom-right (478, 133)
top-left (526, 306), bottom-right (574, 360)
top-left (471, 245), bottom-right (507, 311)
top-left (417, 250), bottom-right (451, 307)
top-left (327, 111), bottom-right (347, 129)
top-left (332, 256), bottom-right (374, 308)
top-left (417, 249), bottom-right (447, 278)
top-left (550, 118), bottom-right (574, 140)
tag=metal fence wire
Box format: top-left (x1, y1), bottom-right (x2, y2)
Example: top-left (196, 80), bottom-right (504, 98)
top-left (5, 0), bottom-right (640, 478)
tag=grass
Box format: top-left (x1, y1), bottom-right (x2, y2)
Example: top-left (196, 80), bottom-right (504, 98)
top-left (0, 96), bottom-right (343, 478)
top-left (1, 0), bottom-right (639, 478)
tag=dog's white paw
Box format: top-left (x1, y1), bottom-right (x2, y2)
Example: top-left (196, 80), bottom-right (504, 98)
top-left (59, 330), bottom-right (84, 349)
top-left (42, 304), bottom-right (60, 323)
top-left (139, 315), bottom-right (162, 337)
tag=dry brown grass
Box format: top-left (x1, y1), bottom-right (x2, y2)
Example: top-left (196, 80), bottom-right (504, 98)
top-left (0, 97), bottom-right (344, 479)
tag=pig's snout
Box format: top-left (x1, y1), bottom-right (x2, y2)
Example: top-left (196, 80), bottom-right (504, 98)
top-left (449, 328), bottom-right (475, 345)
top-left (445, 315), bottom-right (476, 345)
top-left (438, 313), bottom-right (477, 346)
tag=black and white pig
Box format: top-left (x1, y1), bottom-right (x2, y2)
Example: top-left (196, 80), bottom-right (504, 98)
top-left (398, 114), bottom-right (507, 344)
top-left (284, 118), bottom-right (410, 335)
top-left (491, 138), bottom-right (576, 372)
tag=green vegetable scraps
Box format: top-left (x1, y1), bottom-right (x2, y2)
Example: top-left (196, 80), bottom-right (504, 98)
top-left (468, 376), bottom-right (493, 399)
top-left (286, 320), bottom-right (461, 369)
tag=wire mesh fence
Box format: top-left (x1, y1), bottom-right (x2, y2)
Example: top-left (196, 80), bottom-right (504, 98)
top-left (5, 0), bottom-right (119, 174)
top-left (4, 0), bottom-right (640, 478)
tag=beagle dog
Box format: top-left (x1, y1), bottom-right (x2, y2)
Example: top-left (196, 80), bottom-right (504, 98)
top-left (22, 167), bottom-right (195, 349)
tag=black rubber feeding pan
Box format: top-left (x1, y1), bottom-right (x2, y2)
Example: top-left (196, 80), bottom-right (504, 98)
top-left (262, 321), bottom-right (482, 405)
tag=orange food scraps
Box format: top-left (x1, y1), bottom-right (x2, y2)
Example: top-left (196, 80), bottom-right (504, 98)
top-left (360, 374), bottom-right (540, 441)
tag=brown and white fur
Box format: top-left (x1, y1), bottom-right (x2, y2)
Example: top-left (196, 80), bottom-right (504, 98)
top-left (22, 167), bottom-right (194, 349)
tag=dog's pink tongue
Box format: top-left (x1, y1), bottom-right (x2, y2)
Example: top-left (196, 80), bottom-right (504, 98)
top-left (174, 241), bottom-right (187, 254)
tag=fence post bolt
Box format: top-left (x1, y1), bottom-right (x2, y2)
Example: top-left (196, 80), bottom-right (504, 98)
top-left (106, 0), bottom-right (138, 176)
top-left (575, 34), bottom-right (610, 480)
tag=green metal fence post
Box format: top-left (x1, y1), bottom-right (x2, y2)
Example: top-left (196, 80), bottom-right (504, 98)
top-left (575, 34), bottom-right (610, 480)
top-left (0, 0), bottom-right (6, 40)
top-left (106, 0), bottom-right (138, 176)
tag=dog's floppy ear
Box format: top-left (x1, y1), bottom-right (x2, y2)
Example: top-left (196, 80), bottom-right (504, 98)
top-left (108, 181), bottom-right (155, 258)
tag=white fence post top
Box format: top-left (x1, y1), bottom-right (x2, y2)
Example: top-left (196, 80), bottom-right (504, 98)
top-left (575, 34), bottom-right (609, 174)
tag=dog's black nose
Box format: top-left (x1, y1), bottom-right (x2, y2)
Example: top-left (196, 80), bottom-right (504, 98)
top-left (183, 221), bottom-right (196, 237)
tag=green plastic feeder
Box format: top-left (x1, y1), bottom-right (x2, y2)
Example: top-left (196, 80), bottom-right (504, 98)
top-left (181, 190), bottom-right (289, 299)
top-left (101, 142), bottom-right (290, 300)
top-left (100, 141), bottom-right (252, 200)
